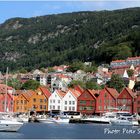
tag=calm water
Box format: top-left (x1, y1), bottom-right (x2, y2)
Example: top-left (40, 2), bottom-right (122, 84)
top-left (0, 123), bottom-right (140, 139)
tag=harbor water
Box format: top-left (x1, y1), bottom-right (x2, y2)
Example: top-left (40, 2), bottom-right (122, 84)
top-left (0, 123), bottom-right (140, 139)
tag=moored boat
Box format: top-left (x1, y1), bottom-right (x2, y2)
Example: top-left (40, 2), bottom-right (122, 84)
top-left (0, 119), bottom-right (23, 132)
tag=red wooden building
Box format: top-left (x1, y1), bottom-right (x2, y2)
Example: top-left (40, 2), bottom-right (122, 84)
top-left (133, 93), bottom-right (140, 114)
top-left (117, 87), bottom-right (135, 114)
top-left (95, 87), bottom-right (119, 114)
top-left (0, 93), bottom-right (14, 112)
top-left (77, 89), bottom-right (96, 115)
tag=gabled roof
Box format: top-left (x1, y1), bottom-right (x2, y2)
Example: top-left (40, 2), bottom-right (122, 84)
top-left (56, 90), bottom-right (66, 98)
top-left (120, 87), bottom-right (135, 98)
top-left (0, 84), bottom-right (13, 94)
top-left (74, 85), bottom-right (84, 94)
top-left (86, 89), bottom-right (96, 99)
top-left (38, 86), bottom-right (51, 98)
top-left (105, 87), bottom-right (119, 99)
top-left (22, 90), bottom-right (35, 101)
top-left (68, 88), bottom-right (81, 98)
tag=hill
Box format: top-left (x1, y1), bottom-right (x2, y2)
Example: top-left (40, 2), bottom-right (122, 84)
top-left (0, 7), bottom-right (140, 72)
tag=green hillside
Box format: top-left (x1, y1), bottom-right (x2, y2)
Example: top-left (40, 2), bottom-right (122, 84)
top-left (0, 7), bottom-right (140, 72)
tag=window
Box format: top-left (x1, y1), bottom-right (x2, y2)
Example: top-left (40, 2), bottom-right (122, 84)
top-left (58, 106), bottom-right (60, 110)
top-left (53, 106), bottom-right (55, 110)
top-left (86, 106), bottom-right (93, 110)
top-left (44, 105), bottom-right (46, 109)
top-left (69, 107), bottom-right (71, 111)
top-left (50, 105), bottom-right (52, 110)
top-left (58, 100), bottom-right (60, 103)
top-left (90, 101), bottom-right (94, 104)
top-left (44, 99), bottom-right (47, 103)
top-left (53, 100), bottom-right (55, 103)
top-left (79, 106), bottom-right (83, 110)
top-left (33, 98), bottom-right (36, 102)
top-left (21, 100), bottom-right (23, 104)
top-left (40, 105), bottom-right (43, 109)
top-left (40, 99), bottom-right (43, 103)
top-left (72, 101), bottom-right (75, 105)
top-left (65, 101), bottom-right (67, 105)
top-left (64, 106), bottom-right (67, 110)
top-left (80, 101), bottom-right (86, 104)
top-left (69, 101), bottom-right (71, 105)
top-left (72, 107), bottom-right (75, 111)
top-left (69, 95), bottom-right (71, 98)
top-left (50, 100), bottom-right (52, 103)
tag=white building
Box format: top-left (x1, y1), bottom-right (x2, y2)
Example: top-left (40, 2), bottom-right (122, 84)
top-left (62, 89), bottom-right (81, 112)
top-left (48, 90), bottom-right (66, 111)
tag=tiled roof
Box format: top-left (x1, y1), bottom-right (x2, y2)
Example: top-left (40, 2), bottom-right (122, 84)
top-left (22, 90), bottom-right (35, 101)
top-left (57, 90), bottom-right (66, 98)
top-left (127, 56), bottom-right (140, 60)
top-left (68, 88), bottom-right (81, 98)
top-left (39, 86), bottom-right (51, 98)
top-left (111, 60), bottom-right (126, 63)
top-left (74, 85), bottom-right (84, 94)
top-left (0, 84), bottom-right (13, 94)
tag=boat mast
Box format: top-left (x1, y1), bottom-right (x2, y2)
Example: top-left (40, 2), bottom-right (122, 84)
top-left (4, 67), bottom-right (8, 112)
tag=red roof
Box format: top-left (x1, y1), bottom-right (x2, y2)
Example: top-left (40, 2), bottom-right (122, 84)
top-left (74, 85), bottom-right (84, 94)
top-left (39, 86), bottom-right (51, 98)
top-left (105, 87), bottom-right (119, 99)
top-left (56, 90), bottom-right (66, 98)
top-left (68, 88), bottom-right (81, 98)
top-left (0, 84), bottom-right (13, 94)
top-left (121, 87), bottom-right (135, 98)
top-left (111, 60), bottom-right (125, 63)
top-left (127, 56), bottom-right (140, 60)
top-left (87, 89), bottom-right (96, 99)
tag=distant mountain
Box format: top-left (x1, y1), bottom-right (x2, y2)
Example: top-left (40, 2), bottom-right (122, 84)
top-left (0, 7), bottom-right (139, 72)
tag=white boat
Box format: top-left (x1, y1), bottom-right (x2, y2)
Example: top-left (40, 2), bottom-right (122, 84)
top-left (38, 116), bottom-right (69, 124)
top-left (110, 116), bottom-right (134, 126)
top-left (81, 112), bottom-right (117, 124)
top-left (0, 119), bottom-right (23, 132)
top-left (53, 116), bottom-right (69, 124)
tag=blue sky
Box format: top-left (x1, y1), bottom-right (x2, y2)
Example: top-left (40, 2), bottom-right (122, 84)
top-left (0, 1), bottom-right (140, 23)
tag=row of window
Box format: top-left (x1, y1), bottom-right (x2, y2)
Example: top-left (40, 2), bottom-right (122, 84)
top-left (16, 100), bottom-right (27, 104)
top-left (50, 99), bottom-right (60, 104)
top-left (79, 100), bottom-right (95, 105)
top-left (50, 105), bottom-right (60, 110)
top-left (79, 106), bottom-right (94, 111)
top-left (117, 99), bottom-right (132, 104)
top-left (64, 106), bottom-right (75, 111)
top-left (33, 98), bottom-right (47, 103)
top-left (0, 101), bottom-right (13, 105)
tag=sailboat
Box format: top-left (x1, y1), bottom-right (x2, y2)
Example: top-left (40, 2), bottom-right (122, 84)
top-left (0, 67), bottom-right (23, 132)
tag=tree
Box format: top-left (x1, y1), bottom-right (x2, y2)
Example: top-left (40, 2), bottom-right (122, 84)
top-left (107, 74), bottom-right (125, 92)
top-left (21, 80), bottom-right (40, 90)
top-left (7, 78), bottom-right (22, 90)
top-left (68, 80), bottom-right (86, 89)
top-left (127, 69), bottom-right (134, 77)
top-left (85, 81), bottom-right (101, 90)
top-left (67, 61), bottom-right (84, 73)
